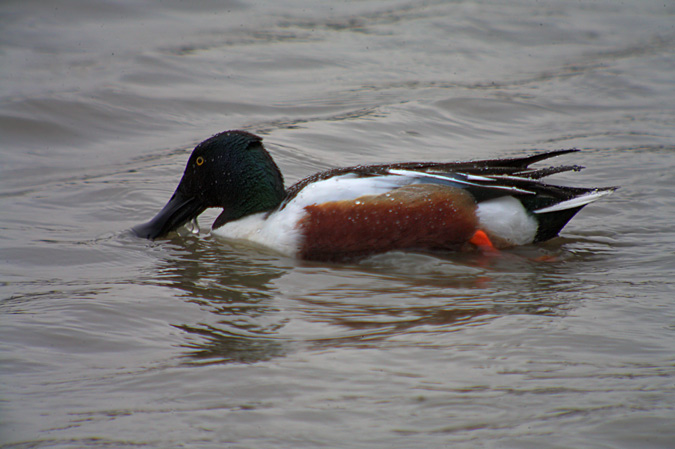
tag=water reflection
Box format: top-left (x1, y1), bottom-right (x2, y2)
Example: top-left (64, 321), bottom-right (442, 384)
top-left (142, 234), bottom-right (291, 365)
top-left (142, 233), bottom-right (591, 365)
top-left (174, 324), bottom-right (287, 365)
top-left (285, 251), bottom-right (581, 351)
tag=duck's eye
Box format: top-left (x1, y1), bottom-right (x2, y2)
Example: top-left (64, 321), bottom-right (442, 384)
top-left (196, 156), bottom-right (205, 166)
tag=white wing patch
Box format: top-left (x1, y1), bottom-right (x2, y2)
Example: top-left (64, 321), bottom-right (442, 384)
top-left (534, 189), bottom-right (615, 214)
top-left (288, 173), bottom-right (409, 208)
top-left (387, 169), bottom-right (536, 195)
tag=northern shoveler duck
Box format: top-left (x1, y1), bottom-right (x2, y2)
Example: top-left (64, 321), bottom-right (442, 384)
top-left (133, 130), bottom-right (616, 261)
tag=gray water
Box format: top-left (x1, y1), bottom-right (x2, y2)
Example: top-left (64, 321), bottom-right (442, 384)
top-left (2, 1), bottom-right (675, 448)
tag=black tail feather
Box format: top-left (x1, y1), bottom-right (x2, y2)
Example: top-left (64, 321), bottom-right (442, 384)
top-left (533, 206), bottom-right (585, 242)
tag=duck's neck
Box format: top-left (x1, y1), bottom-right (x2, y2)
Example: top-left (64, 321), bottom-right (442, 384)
top-left (212, 154), bottom-right (286, 229)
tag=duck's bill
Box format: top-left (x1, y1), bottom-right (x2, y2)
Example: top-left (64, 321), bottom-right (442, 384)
top-left (132, 191), bottom-right (205, 240)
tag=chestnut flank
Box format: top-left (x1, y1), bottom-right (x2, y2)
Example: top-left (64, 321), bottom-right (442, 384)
top-left (297, 184), bottom-right (478, 261)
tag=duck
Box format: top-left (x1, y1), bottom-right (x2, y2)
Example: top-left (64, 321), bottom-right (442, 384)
top-left (133, 130), bottom-right (616, 261)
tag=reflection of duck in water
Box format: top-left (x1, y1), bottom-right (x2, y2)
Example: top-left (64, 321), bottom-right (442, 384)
top-left (147, 237), bottom-right (290, 364)
top-left (134, 130), bottom-right (615, 262)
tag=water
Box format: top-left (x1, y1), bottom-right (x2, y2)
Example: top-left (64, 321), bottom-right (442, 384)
top-left (2, 1), bottom-right (674, 447)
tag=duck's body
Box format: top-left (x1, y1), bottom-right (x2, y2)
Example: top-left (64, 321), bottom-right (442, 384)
top-left (133, 130), bottom-right (615, 261)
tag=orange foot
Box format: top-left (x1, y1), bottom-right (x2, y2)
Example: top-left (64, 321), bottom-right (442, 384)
top-left (469, 229), bottom-right (498, 252)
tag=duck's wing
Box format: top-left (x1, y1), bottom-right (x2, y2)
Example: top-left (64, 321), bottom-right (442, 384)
top-left (282, 149), bottom-right (616, 243)
top-left (285, 149), bottom-right (592, 204)
top-left (367, 148), bottom-right (584, 178)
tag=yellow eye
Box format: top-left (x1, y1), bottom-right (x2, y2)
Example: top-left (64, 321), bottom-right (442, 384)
top-left (196, 156), bottom-right (205, 166)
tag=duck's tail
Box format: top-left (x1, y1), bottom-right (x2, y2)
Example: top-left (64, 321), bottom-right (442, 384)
top-left (528, 187), bottom-right (616, 242)
top-left (386, 149), bottom-right (617, 244)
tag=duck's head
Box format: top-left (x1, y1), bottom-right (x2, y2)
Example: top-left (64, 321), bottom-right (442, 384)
top-left (133, 130), bottom-right (285, 240)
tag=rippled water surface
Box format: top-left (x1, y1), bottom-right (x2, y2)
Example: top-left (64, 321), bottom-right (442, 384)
top-left (2, 1), bottom-right (675, 448)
